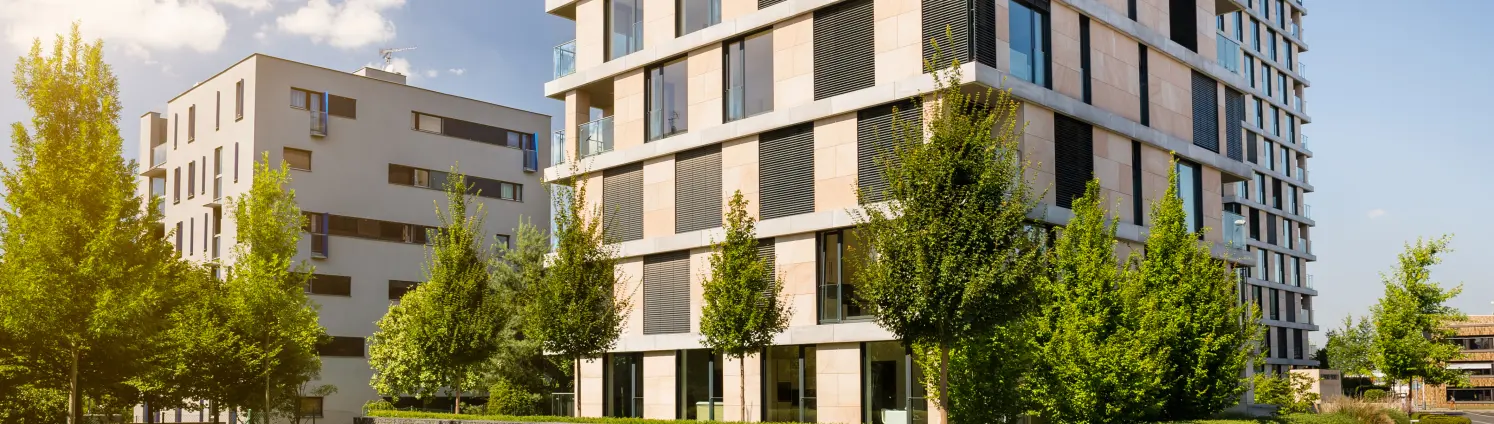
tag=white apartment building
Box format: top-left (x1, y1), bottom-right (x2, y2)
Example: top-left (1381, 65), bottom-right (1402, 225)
top-left (136, 54), bottom-right (551, 423)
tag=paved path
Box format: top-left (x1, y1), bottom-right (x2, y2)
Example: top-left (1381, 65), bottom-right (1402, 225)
top-left (1464, 410), bottom-right (1494, 424)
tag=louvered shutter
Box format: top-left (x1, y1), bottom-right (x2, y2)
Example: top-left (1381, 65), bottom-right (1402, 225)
top-left (1053, 114), bottom-right (1094, 209)
top-left (1191, 71), bottom-right (1220, 153)
top-left (759, 0), bottom-right (785, 8)
top-left (1225, 88), bottom-right (1245, 161)
top-left (676, 144), bottom-right (723, 233)
top-left (604, 163), bottom-right (644, 242)
top-left (643, 250), bottom-right (691, 335)
top-left (759, 124), bottom-right (815, 220)
top-left (1247, 131), bottom-right (1258, 163)
top-left (923, 0), bottom-right (972, 68)
top-left (813, 0), bottom-right (875, 100)
top-left (858, 100), bottom-right (920, 204)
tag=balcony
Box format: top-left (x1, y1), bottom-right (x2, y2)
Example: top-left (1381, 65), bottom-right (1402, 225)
top-left (1300, 308), bottom-right (1312, 325)
top-left (1294, 96), bottom-right (1305, 113)
top-left (143, 143), bottom-right (168, 177)
top-left (1306, 274), bottom-right (1314, 289)
top-left (1224, 211), bottom-right (1247, 248)
top-left (212, 234), bottom-right (221, 260)
top-left (1301, 134), bottom-right (1309, 149)
top-left (1303, 204), bottom-right (1312, 219)
top-left (524, 137), bottom-right (540, 172)
top-left (1291, 23), bottom-right (1303, 41)
top-left (1216, 34), bottom-right (1242, 74)
top-left (1295, 167), bottom-right (1305, 183)
top-left (207, 175), bottom-right (224, 208)
top-left (554, 40), bottom-right (576, 79)
top-left (577, 116), bottom-right (613, 158)
top-left (310, 110), bottom-right (328, 137)
top-left (552, 129), bottom-right (567, 166)
top-left (1299, 61), bottom-right (1307, 78)
top-left (1298, 238), bottom-right (1311, 254)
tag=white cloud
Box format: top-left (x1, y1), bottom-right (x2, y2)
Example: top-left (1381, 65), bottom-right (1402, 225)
top-left (276, 0), bottom-right (405, 50)
top-left (0, 0), bottom-right (231, 53)
top-left (1367, 209), bottom-right (1387, 219)
top-left (447, 68), bottom-right (465, 76)
top-left (212, 0), bottom-right (276, 13)
top-left (423, 69), bottom-right (438, 78)
top-left (254, 24), bottom-right (271, 41)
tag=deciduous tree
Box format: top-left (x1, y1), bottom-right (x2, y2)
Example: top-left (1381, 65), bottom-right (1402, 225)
top-left (1372, 235), bottom-right (1465, 413)
top-left (1326, 315), bottom-right (1376, 377)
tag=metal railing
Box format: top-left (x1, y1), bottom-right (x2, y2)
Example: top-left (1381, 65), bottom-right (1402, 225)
top-left (552, 129), bottom-right (567, 166)
top-left (1298, 61), bottom-right (1307, 77)
top-left (1216, 34), bottom-right (1242, 74)
top-left (577, 116), bottom-right (614, 158)
top-left (1224, 211), bottom-right (1247, 249)
top-left (310, 110), bottom-right (328, 137)
top-left (1306, 274), bottom-right (1314, 289)
top-left (524, 137), bottom-right (539, 172)
top-left (550, 393), bottom-right (575, 417)
top-left (554, 40), bottom-right (576, 78)
top-left (152, 143), bottom-right (167, 167)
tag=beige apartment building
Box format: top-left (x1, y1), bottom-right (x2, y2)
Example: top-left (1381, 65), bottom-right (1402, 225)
top-left (135, 54), bottom-right (551, 423)
top-left (544, 0), bottom-right (1315, 422)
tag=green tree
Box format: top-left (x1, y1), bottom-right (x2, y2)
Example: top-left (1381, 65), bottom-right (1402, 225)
top-left (136, 263), bottom-right (252, 423)
top-left (1371, 235), bottom-right (1465, 413)
top-left (699, 191), bottom-right (791, 419)
top-left (0, 25), bottom-right (183, 424)
top-left (487, 220), bottom-right (572, 415)
top-left (223, 155), bottom-right (326, 423)
top-left (851, 52), bottom-right (1047, 423)
top-left (1252, 372), bottom-right (1320, 415)
top-left (369, 172), bottom-right (509, 413)
top-left (1136, 162), bottom-right (1260, 420)
top-left (523, 174), bottom-right (630, 415)
top-left (1027, 180), bottom-right (1167, 423)
top-left (1326, 315), bottom-right (1377, 377)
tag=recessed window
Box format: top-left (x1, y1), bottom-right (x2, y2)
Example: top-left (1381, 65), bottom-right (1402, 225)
top-left (283, 148), bottom-right (312, 171)
top-left (608, 0), bottom-right (645, 60)
top-left (235, 79), bottom-right (244, 120)
top-left (305, 274), bottom-right (352, 296)
top-left (1009, 0), bottom-right (1050, 87)
top-left (317, 336), bottom-right (365, 357)
top-left (414, 112), bottom-right (443, 134)
top-left (819, 228), bottom-right (871, 323)
top-left (646, 57), bottom-right (689, 141)
top-left (388, 280), bottom-right (420, 300)
top-left (187, 161), bottom-right (196, 199)
top-left (764, 345), bottom-right (817, 422)
top-left (298, 397), bottom-right (324, 419)
top-left (606, 352), bottom-right (644, 417)
top-left (724, 30), bottom-right (774, 121)
top-left (291, 88), bottom-right (322, 111)
top-left (1175, 160), bottom-right (1201, 233)
top-left (187, 105), bottom-right (196, 142)
top-left (214, 91), bottom-right (221, 130)
top-left (862, 341), bottom-right (927, 423)
top-left (173, 167), bottom-right (181, 204)
top-left (676, 349), bottom-right (723, 420)
top-left (677, 0), bottom-right (720, 36)
top-left (495, 234), bottom-right (511, 249)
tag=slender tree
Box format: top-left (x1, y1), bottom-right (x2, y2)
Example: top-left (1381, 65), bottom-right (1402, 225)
top-left (222, 155), bottom-right (326, 424)
top-left (1135, 162), bottom-right (1260, 420)
top-left (851, 46), bottom-right (1047, 423)
top-left (0, 25), bottom-right (183, 424)
top-left (524, 173), bottom-right (630, 415)
top-left (1371, 235), bottom-right (1465, 413)
top-left (1027, 180), bottom-right (1168, 423)
top-left (369, 171), bottom-right (509, 413)
top-left (487, 220), bottom-right (571, 415)
top-left (1325, 315), bottom-right (1376, 377)
top-left (699, 191), bottom-right (791, 420)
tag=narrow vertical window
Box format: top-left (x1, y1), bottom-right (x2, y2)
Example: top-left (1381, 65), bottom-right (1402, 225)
top-left (1131, 141), bottom-right (1143, 225)
top-left (173, 168), bottom-right (181, 203)
top-left (677, 0), bottom-right (720, 36)
top-left (608, 0), bottom-right (645, 60)
top-left (1138, 43), bottom-right (1149, 126)
top-left (188, 161), bottom-right (196, 199)
top-left (1080, 16), bottom-right (1092, 104)
top-left (724, 31), bottom-right (774, 121)
top-left (1127, 0), bottom-right (1137, 20)
top-left (188, 106), bottom-right (195, 142)
top-left (233, 142), bottom-right (239, 182)
top-left (645, 57), bottom-right (689, 141)
top-left (215, 91), bottom-right (221, 130)
top-left (1009, 0), bottom-right (1050, 88)
top-left (1175, 160), bottom-right (1201, 233)
top-left (235, 79), bottom-right (244, 120)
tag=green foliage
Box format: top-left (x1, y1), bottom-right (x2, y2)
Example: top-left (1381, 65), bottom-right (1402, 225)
top-left (366, 409), bottom-right (805, 424)
top-left (851, 41), bottom-right (1045, 424)
top-left (1253, 373), bottom-right (1320, 415)
top-left (1372, 235), bottom-right (1466, 408)
top-left (223, 155), bottom-right (326, 422)
top-left (364, 399), bottom-right (395, 412)
top-left (926, 320), bottom-right (1037, 423)
top-left (1026, 180), bottom-right (1168, 423)
top-left (0, 24), bottom-right (187, 422)
top-left (1325, 315), bottom-right (1376, 377)
top-left (524, 171), bottom-right (630, 413)
top-left (487, 220), bottom-right (573, 411)
top-left (1135, 161), bottom-right (1261, 420)
top-left (1361, 389), bottom-right (1388, 402)
top-left (1384, 408), bottom-right (1410, 424)
top-left (486, 378), bottom-right (542, 415)
top-left (699, 191), bottom-right (791, 420)
top-left (1412, 414), bottom-right (1472, 424)
top-left (369, 171), bottom-right (509, 413)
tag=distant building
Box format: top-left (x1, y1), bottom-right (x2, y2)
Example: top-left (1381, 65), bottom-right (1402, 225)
top-left (1425, 315), bottom-right (1494, 409)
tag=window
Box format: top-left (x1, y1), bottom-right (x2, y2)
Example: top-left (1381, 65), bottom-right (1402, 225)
top-left (1233, 12), bottom-right (1243, 41)
top-left (298, 397), bottom-right (324, 419)
top-left (1263, 141), bottom-right (1274, 171)
top-left (305, 274), bottom-right (352, 296)
top-left (175, 222), bottom-right (183, 253)
top-left (495, 234), bottom-right (511, 249)
top-left (1267, 30), bottom-right (1277, 61)
top-left (1453, 337), bottom-right (1494, 351)
top-left (646, 57), bottom-right (689, 141)
top-left (862, 341), bottom-right (928, 424)
top-left (1139, 43), bottom-right (1149, 126)
top-left (317, 336), bottom-right (365, 357)
top-left (606, 352), bottom-right (644, 417)
top-left (291, 88), bottom-right (323, 111)
top-left (677, 0), bottom-right (720, 36)
top-left (1245, 56), bottom-right (1255, 88)
top-left (643, 251), bottom-right (691, 335)
top-left (759, 124), bottom-right (814, 220)
top-left (1448, 388), bottom-right (1494, 402)
top-left (1254, 98), bottom-right (1263, 128)
top-left (283, 148), bottom-right (312, 171)
top-left (1263, 68), bottom-right (1272, 97)
top-left (724, 31), bottom-right (774, 121)
top-left (215, 92), bottom-right (220, 130)
top-left (1009, 0), bottom-right (1049, 87)
top-left (1273, 253), bottom-right (1285, 284)
top-left (820, 228), bottom-right (871, 323)
top-left (1269, 288), bottom-right (1280, 319)
top-left (173, 167), bottom-right (181, 203)
top-left (173, 113), bottom-right (179, 149)
top-left (316, 212), bottom-right (434, 245)
top-left (1080, 16), bottom-right (1092, 104)
top-left (1270, 106), bottom-right (1280, 136)
top-left (765, 345), bottom-right (817, 422)
top-left (1254, 173), bottom-right (1265, 203)
top-left (201, 155), bottom-right (207, 195)
top-left (1278, 74), bottom-right (1288, 103)
top-left (233, 143), bottom-right (239, 182)
top-left (235, 79), bottom-right (244, 120)
top-left (1055, 114), bottom-right (1094, 208)
top-left (1132, 141), bottom-right (1143, 225)
top-left (414, 112), bottom-right (443, 134)
top-left (388, 280), bottom-right (420, 300)
top-left (1251, 19), bottom-right (1260, 51)
top-left (608, 0), bottom-right (644, 60)
top-left (188, 161), bottom-right (196, 199)
top-left (1175, 160), bottom-right (1201, 233)
top-left (187, 105), bottom-right (195, 142)
top-left (1167, 0), bottom-right (1198, 51)
top-left (189, 217), bottom-right (194, 254)
top-left (677, 349), bottom-right (723, 420)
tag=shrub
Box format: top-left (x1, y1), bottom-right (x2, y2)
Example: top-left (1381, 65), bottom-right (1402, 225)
top-left (1413, 414), bottom-right (1472, 424)
top-left (486, 379), bottom-right (543, 416)
top-left (1361, 389), bottom-right (1388, 402)
top-left (363, 399), bottom-right (395, 412)
top-left (1281, 412), bottom-right (1360, 424)
top-left (1254, 373), bottom-right (1320, 415)
top-left (1319, 397), bottom-right (1394, 424)
top-left (1383, 408), bottom-right (1409, 424)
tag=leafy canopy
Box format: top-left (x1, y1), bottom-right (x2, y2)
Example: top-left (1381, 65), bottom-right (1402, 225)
top-left (1372, 235), bottom-right (1466, 388)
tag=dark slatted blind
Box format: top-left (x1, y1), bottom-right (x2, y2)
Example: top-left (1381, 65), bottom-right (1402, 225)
top-left (388, 280), bottom-right (420, 300)
top-left (1139, 44), bottom-right (1150, 126)
top-left (923, 0), bottom-right (971, 68)
top-left (317, 336), bottom-right (365, 357)
top-left (1131, 140), bottom-right (1143, 225)
top-left (675, 144), bottom-right (723, 233)
top-left (757, 238), bottom-right (776, 281)
top-left (1053, 114), bottom-right (1094, 209)
top-left (813, 0), bottom-right (874, 100)
top-left (329, 95), bottom-right (357, 119)
top-left (1225, 88), bottom-right (1245, 161)
top-left (604, 163), bottom-right (644, 242)
top-left (1266, 214), bottom-right (1277, 245)
top-left (1191, 71), bottom-right (1219, 153)
top-left (759, 124), bottom-right (815, 220)
top-left (643, 250), bottom-right (691, 335)
top-left (973, 0), bottom-right (997, 67)
top-left (307, 274), bottom-right (352, 296)
top-left (759, 0), bottom-right (785, 9)
top-left (1247, 131), bottom-right (1258, 163)
top-left (857, 100), bottom-right (921, 204)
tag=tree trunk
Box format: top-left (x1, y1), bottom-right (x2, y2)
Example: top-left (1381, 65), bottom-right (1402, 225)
top-left (455, 384), bottom-right (463, 415)
top-left (938, 344), bottom-right (951, 424)
top-left (739, 355), bottom-right (746, 422)
top-left (211, 400), bottom-right (220, 424)
top-left (145, 401), bottom-right (155, 424)
top-left (264, 368), bottom-right (272, 424)
top-left (573, 356), bottom-right (582, 417)
top-left (68, 346), bottom-right (81, 424)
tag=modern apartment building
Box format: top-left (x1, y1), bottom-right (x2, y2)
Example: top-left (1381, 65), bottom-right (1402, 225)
top-left (1426, 316), bottom-right (1494, 409)
top-left (543, 0), bottom-right (1315, 421)
top-left (135, 54), bottom-right (551, 423)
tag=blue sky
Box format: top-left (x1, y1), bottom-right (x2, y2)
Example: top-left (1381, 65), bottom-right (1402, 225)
top-left (0, 0), bottom-right (1487, 345)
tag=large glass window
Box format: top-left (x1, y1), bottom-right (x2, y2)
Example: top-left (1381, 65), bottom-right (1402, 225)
top-left (609, 0), bottom-right (644, 60)
top-left (1008, 0), bottom-right (1049, 87)
top-left (1176, 161), bottom-right (1201, 233)
top-left (863, 342), bottom-right (927, 424)
top-left (647, 57), bottom-right (689, 141)
top-left (764, 345), bottom-right (817, 423)
top-left (1251, 19), bottom-right (1260, 51)
top-left (1254, 173), bottom-right (1265, 203)
top-left (1274, 253), bottom-right (1285, 284)
top-left (1271, 106), bottom-right (1280, 136)
top-left (677, 0), bottom-right (720, 36)
top-left (678, 349), bottom-right (723, 420)
top-left (1267, 30), bottom-right (1278, 61)
top-left (820, 228), bottom-right (871, 323)
top-left (725, 31), bottom-right (774, 122)
top-left (606, 353), bottom-right (644, 418)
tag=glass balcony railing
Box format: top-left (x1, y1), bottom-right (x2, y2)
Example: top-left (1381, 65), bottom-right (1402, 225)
top-left (1301, 134), bottom-right (1309, 149)
top-left (1224, 211), bottom-right (1247, 248)
top-left (550, 393), bottom-right (575, 417)
top-left (151, 143), bottom-right (167, 167)
top-left (1294, 96), bottom-right (1305, 113)
top-left (310, 110), bottom-right (328, 137)
top-left (577, 116), bottom-right (614, 158)
top-left (523, 137), bottom-right (539, 172)
top-left (1298, 61), bottom-right (1307, 78)
top-left (1306, 274), bottom-right (1314, 289)
top-left (554, 40), bottom-right (576, 79)
top-left (1299, 238), bottom-right (1311, 254)
top-left (1295, 167), bottom-right (1305, 182)
top-left (1304, 204), bottom-right (1312, 219)
top-left (1290, 23), bottom-right (1301, 39)
top-left (552, 129), bottom-right (567, 166)
top-left (1216, 34), bottom-right (1242, 74)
